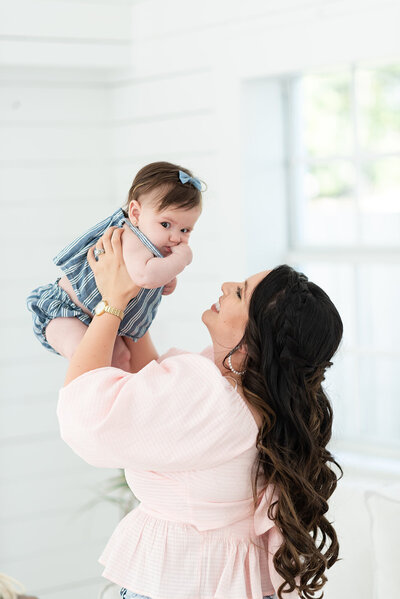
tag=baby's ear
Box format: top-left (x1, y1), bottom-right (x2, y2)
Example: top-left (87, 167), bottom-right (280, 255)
top-left (128, 200), bottom-right (141, 224)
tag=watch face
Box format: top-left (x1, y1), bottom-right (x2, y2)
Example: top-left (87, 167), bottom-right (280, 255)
top-left (95, 300), bottom-right (106, 315)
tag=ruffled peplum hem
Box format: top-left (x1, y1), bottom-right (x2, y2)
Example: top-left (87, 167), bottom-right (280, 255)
top-left (98, 506), bottom-right (276, 599)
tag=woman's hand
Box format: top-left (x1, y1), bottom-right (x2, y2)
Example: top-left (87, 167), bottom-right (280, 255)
top-left (64, 227), bottom-right (141, 385)
top-left (87, 226), bottom-right (141, 309)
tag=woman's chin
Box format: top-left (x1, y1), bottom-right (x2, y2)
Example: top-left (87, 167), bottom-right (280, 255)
top-left (201, 309), bottom-right (211, 326)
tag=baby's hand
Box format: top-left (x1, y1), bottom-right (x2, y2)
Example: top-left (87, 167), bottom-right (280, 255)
top-left (162, 277), bottom-right (177, 295)
top-left (170, 243), bottom-right (193, 266)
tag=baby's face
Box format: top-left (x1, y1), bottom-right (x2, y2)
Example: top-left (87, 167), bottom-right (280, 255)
top-left (129, 190), bottom-right (201, 256)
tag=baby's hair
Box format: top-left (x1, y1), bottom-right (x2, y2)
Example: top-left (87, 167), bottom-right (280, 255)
top-left (123, 161), bottom-right (203, 213)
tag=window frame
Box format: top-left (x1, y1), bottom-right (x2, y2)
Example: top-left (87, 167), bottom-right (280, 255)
top-left (282, 64), bottom-right (400, 458)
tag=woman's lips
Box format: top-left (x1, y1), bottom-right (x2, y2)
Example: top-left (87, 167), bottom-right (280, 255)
top-left (211, 300), bottom-right (220, 313)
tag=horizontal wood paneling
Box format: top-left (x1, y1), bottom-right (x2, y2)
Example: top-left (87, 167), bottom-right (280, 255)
top-left (110, 70), bottom-right (214, 120)
top-left (0, 501), bottom-right (119, 561)
top-left (0, 39), bottom-right (131, 69)
top-left (0, 164), bottom-right (112, 200)
top-left (152, 270), bottom-right (223, 324)
top-left (131, 0), bottom-right (398, 40)
top-left (128, 0), bottom-right (400, 79)
top-left (1, 216), bottom-right (114, 284)
top-left (1, 538), bottom-right (110, 591)
top-left (0, 125), bottom-right (109, 161)
top-left (150, 309), bottom-right (212, 356)
top-left (0, 384), bottom-right (57, 440)
top-left (1, 467), bottom-right (125, 521)
top-left (0, 85), bottom-right (109, 122)
top-left (0, 65), bottom-right (112, 85)
top-left (111, 112), bottom-right (216, 159)
top-left (130, 31), bottom-right (218, 76)
top-left (1, 198), bottom-right (115, 242)
top-left (0, 435), bottom-right (93, 479)
top-left (0, 353), bottom-right (65, 400)
top-left (0, 1), bottom-right (132, 41)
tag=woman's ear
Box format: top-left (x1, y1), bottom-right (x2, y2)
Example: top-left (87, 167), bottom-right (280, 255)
top-left (237, 342), bottom-right (247, 355)
top-left (128, 200), bottom-right (141, 225)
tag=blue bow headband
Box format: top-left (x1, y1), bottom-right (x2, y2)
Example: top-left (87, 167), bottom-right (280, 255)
top-left (178, 170), bottom-right (202, 191)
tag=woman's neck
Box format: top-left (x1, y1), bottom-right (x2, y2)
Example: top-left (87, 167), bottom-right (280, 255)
top-left (212, 343), bottom-right (241, 383)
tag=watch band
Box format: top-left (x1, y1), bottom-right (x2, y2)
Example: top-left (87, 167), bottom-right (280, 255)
top-left (94, 299), bottom-right (124, 321)
top-left (105, 304), bottom-right (124, 320)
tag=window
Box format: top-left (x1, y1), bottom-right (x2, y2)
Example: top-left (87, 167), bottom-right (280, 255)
top-left (285, 64), bottom-right (400, 453)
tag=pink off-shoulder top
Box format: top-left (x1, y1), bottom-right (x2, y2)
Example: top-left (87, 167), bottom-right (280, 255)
top-left (57, 346), bottom-right (299, 599)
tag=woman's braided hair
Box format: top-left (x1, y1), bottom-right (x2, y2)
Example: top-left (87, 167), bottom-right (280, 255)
top-left (235, 265), bottom-right (343, 599)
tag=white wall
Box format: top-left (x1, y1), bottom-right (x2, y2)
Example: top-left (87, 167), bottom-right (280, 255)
top-left (1, 0), bottom-right (400, 597)
top-left (0, 0), bottom-right (133, 69)
top-left (0, 64), bottom-right (123, 598)
top-left (0, 2), bottom-right (133, 598)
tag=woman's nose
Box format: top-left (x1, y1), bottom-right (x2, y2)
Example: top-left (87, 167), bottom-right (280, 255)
top-left (221, 281), bottom-right (233, 294)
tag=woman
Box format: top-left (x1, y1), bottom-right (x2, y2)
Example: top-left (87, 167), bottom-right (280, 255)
top-left (57, 226), bottom-right (343, 599)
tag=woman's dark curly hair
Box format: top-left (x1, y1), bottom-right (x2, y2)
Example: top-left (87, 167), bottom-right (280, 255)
top-left (227, 265), bottom-right (343, 599)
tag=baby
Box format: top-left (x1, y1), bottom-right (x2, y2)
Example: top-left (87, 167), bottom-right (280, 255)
top-left (27, 161), bottom-right (203, 370)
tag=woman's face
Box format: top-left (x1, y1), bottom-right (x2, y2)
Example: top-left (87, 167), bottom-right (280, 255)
top-left (202, 270), bottom-right (270, 352)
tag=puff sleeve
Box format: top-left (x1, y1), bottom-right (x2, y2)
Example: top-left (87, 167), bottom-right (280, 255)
top-left (56, 352), bottom-right (257, 472)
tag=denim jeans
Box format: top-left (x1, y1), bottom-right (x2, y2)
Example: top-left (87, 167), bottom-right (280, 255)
top-left (120, 590), bottom-right (277, 599)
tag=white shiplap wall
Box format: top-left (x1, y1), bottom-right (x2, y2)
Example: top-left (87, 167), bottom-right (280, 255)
top-left (0, 2), bottom-right (134, 598)
top-left (0, 0), bottom-right (133, 69)
top-left (0, 66), bottom-right (123, 598)
top-left (1, 1), bottom-right (400, 598)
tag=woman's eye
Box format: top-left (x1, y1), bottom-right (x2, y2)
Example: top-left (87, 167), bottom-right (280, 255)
top-left (236, 287), bottom-right (242, 299)
top-left (161, 222), bottom-right (170, 229)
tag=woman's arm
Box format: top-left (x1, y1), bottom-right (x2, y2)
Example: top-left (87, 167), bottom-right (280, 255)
top-left (64, 311), bottom-right (121, 386)
top-left (64, 226), bottom-right (140, 386)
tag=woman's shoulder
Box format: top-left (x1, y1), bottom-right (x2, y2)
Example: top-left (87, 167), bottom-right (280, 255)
top-left (152, 349), bottom-right (260, 437)
top-left (199, 345), bottom-right (214, 360)
top-left (151, 347), bottom-right (225, 392)
top-left (157, 345), bottom-right (214, 363)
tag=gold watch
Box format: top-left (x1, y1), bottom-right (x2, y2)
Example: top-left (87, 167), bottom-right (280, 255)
top-left (94, 299), bottom-right (124, 321)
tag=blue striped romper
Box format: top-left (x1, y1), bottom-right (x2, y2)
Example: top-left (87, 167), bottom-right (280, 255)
top-left (26, 208), bottom-right (164, 355)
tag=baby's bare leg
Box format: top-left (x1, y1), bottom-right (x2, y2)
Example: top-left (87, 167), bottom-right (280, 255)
top-left (47, 277), bottom-right (131, 368)
top-left (46, 317), bottom-right (131, 370)
top-left (47, 276), bottom-right (93, 358)
top-left (45, 317), bottom-right (87, 359)
top-left (112, 336), bottom-right (132, 371)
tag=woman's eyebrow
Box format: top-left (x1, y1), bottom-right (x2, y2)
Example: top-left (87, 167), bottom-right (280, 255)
top-left (244, 280), bottom-right (248, 299)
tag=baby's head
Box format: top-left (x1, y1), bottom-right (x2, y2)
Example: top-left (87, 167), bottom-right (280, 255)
top-left (123, 162), bottom-right (203, 255)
